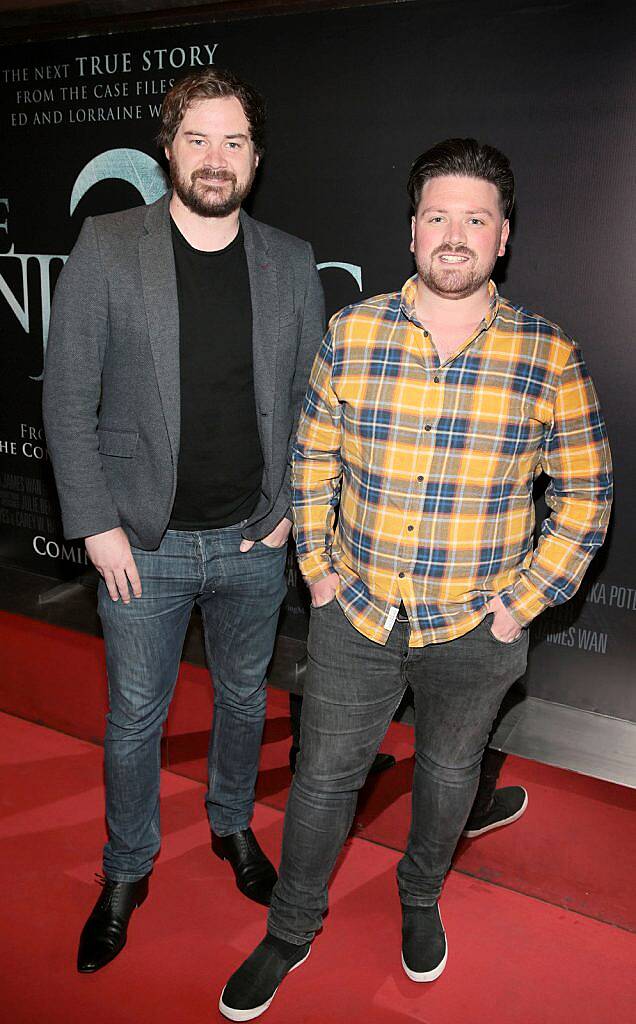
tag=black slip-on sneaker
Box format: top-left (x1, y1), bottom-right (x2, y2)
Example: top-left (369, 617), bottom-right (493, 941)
top-left (219, 934), bottom-right (311, 1021)
top-left (401, 903), bottom-right (447, 983)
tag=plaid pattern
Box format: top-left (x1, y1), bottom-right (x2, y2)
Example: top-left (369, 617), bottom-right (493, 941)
top-left (291, 277), bottom-right (612, 647)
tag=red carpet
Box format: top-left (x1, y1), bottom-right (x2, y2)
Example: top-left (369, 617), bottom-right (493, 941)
top-left (2, 609), bottom-right (635, 931)
top-left (1, 711), bottom-right (634, 1024)
top-left (168, 684), bottom-right (636, 931)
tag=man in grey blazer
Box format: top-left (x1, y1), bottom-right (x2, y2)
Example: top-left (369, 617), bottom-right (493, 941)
top-left (43, 67), bottom-right (325, 974)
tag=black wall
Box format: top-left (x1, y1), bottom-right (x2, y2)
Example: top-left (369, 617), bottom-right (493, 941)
top-left (1, 0), bottom-right (634, 719)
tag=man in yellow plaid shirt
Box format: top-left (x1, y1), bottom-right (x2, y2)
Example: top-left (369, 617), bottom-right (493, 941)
top-left (220, 139), bottom-right (612, 1020)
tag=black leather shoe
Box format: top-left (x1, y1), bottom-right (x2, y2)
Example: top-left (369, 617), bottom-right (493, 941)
top-left (77, 874), bottom-right (149, 973)
top-left (212, 828), bottom-right (277, 907)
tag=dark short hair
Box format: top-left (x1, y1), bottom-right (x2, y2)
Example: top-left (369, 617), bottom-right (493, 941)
top-left (407, 138), bottom-right (515, 218)
top-left (157, 67), bottom-right (266, 155)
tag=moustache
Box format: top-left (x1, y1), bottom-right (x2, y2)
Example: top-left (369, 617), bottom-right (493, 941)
top-left (192, 169), bottom-right (236, 184)
top-left (433, 245), bottom-right (475, 259)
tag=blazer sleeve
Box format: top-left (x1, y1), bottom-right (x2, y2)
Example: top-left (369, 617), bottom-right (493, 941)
top-left (242, 240), bottom-right (326, 539)
top-left (42, 216), bottom-right (122, 540)
top-left (276, 242), bottom-right (326, 521)
top-left (290, 244), bottom-right (327, 457)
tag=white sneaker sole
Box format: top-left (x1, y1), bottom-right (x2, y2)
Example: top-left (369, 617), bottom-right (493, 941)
top-left (401, 930), bottom-right (448, 983)
top-left (219, 947), bottom-right (311, 1022)
top-left (462, 787), bottom-right (528, 838)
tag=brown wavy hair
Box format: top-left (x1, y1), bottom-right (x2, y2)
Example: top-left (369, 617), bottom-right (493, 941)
top-left (157, 67), bottom-right (266, 155)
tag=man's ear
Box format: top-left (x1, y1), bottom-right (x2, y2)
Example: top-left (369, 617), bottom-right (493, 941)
top-left (410, 215), bottom-right (416, 254)
top-left (498, 219), bottom-right (510, 257)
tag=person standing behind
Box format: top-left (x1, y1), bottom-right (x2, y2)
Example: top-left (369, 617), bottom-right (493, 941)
top-left (219, 138), bottom-right (612, 1020)
top-left (43, 67), bottom-right (324, 974)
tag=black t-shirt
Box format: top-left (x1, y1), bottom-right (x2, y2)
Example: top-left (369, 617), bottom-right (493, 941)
top-left (168, 219), bottom-right (263, 530)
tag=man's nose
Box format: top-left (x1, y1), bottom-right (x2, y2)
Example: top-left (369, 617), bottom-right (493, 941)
top-left (203, 143), bottom-right (228, 168)
top-left (444, 218), bottom-right (467, 245)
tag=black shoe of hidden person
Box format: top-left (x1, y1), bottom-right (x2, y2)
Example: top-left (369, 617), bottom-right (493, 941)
top-left (212, 827), bottom-right (278, 907)
top-left (77, 873), bottom-right (149, 973)
top-left (463, 786), bottom-right (528, 838)
top-left (368, 751), bottom-right (397, 775)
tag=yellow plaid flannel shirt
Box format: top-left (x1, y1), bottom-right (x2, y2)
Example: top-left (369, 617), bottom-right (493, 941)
top-left (291, 277), bottom-right (612, 647)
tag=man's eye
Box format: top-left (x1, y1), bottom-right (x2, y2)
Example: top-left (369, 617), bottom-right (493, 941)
top-left (429, 216), bottom-right (444, 223)
top-left (469, 218), bottom-right (484, 225)
top-left (191, 139), bottom-right (205, 146)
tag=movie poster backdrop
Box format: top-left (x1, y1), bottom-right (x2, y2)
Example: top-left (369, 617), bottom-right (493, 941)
top-left (1, 0), bottom-right (634, 720)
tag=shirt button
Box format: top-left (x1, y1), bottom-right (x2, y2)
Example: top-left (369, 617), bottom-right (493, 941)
top-left (399, 572), bottom-right (405, 578)
top-left (417, 475), bottom-right (424, 482)
top-left (424, 424), bottom-right (432, 431)
top-left (433, 375), bottom-right (440, 383)
top-left (407, 525), bottom-right (414, 531)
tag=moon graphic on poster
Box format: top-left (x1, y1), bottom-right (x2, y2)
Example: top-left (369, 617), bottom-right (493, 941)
top-left (70, 148), bottom-right (169, 214)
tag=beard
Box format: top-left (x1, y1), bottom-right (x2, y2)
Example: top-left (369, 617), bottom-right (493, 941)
top-left (416, 244), bottom-right (496, 300)
top-left (170, 163), bottom-right (256, 218)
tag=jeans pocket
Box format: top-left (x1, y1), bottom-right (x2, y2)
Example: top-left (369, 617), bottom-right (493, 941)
top-left (311, 596), bottom-right (337, 611)
top-left (487, 623), bottom-right (525, 645)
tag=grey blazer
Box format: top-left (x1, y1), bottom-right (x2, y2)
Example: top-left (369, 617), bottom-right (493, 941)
top-left (42, 193), bottom-right (325, 547)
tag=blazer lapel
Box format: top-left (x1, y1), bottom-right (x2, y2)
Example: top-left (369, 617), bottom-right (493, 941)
top-left (242, 210), bottom-right (278, 469)
top-left (139, 194), bottom-right (180, 463)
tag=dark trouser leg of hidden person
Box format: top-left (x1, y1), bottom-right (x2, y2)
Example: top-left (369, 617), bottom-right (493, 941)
top-left (463, 686), bottom-right (529, 838)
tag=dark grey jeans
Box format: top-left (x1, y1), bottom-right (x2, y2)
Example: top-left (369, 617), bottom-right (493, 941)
top-left (268, 598), bottom-right (528, 944)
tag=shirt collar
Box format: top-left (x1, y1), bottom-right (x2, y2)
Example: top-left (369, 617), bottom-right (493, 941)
top-left (399, 275), bottom-right (500, 331)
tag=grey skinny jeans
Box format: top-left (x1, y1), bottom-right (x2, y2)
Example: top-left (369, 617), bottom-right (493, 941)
top-left (268, 598), bottom-right (528, 944)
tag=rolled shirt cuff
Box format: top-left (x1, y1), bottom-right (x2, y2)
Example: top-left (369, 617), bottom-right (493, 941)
top-left (498, 578), bottom-right (548, 628)
top-left (297, 552), bottom-right (336, 587)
